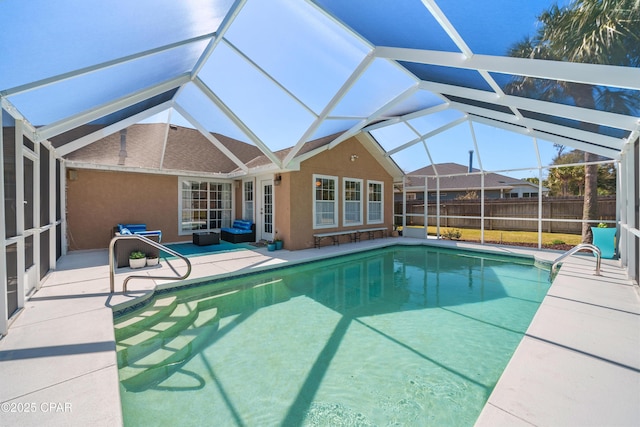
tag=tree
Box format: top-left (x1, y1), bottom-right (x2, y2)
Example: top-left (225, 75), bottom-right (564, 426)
top-left (544, 149), bottom-right (616, 197)
top-left (524, 177), bottom-right (539, 186)
top-left (546, 149), bottom-right (585, 197)
top-left (506, 0), bottom-right (640, 243)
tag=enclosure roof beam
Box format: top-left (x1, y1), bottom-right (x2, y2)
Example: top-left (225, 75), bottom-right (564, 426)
top-left (36, 74), bottom-right (190, 142)
top-left (377, 47), bottom-right (640, 91)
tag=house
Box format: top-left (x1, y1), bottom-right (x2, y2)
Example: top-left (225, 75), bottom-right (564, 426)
top-left (65, 124), bottom-right (402, 251)
top-left (400, 163), bottom-right (547, 201)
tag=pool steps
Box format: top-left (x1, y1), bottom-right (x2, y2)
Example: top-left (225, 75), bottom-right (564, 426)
top-left (116, 296), bottom-right (221, 392)
top-left (115, 277), bottom-right (298, 392)
top-left (115, 296), bottom-right (178, 341)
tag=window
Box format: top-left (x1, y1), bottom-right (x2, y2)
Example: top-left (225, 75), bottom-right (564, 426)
top-left (313, 175), bottom-right (338, 228)
top-left (367, 180), bottom-right (384, 224)
top-left (243, 180), bottom-right (254, 221)
top-left (179, 178), bottom-right (232, 234)
top-left (343, 178), bottom-right (363, 226)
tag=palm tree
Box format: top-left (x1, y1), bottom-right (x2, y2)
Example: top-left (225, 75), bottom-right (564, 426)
top-left (506, 0), bottom-right (640, 243)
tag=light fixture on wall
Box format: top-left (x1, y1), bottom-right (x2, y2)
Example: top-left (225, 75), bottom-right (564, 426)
top-left (67, 169), bottom-right (78, 181)
top-left (274, 174), bottom-right (282, 185)
top-left (118, 128), bottom-right (127, 165)
top-left (350, 154), bottom-right (359, 162)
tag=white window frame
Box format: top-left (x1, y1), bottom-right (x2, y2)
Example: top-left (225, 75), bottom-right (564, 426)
top-left (313, 174), bottom-right (338, 229)
top-left (178, 177), bottom-right (233, 235)
top-left (367, 180), bottom-right (384, 224)
top-left (243, 179), bottom-right (254, 221)
top-left (343, 177), bottom-right (363, 226)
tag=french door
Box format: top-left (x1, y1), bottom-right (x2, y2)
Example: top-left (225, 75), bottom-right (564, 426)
top-left (259, 179), bottom-right (274, 242)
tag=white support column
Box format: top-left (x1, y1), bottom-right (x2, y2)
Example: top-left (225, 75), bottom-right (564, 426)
top-left (480, 173), bottom-right (485, 244)
top-left (423, 176), bottom-right (428, 238)
top-left (0, 109), bottom-right (8, 336)
top-left (402, 178), bottom-right (407, 233)
top-left (617, 158), bottom-right (625, 266)
top-left (60, 159), bottom-right (68, 256)
top-left (33, 143), bottom-right (41, 289)
top-left (49, 147), bottom-right (57, 270)
top-left (538, 167), bottom-right (543, 249)
top-left (533, 137), bottom-right (543, 249)
top-left (15, 120), bottom-right (25, 309)
top-left (436, 178), bottom-right (441, 237)
top-left (633, 139), bottom-right (639, 281)
top-left (624, 141), bottom-right (638, 279)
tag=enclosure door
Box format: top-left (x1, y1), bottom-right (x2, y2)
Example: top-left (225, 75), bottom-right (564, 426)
top-left (258, 179), bottom-right (274, 242)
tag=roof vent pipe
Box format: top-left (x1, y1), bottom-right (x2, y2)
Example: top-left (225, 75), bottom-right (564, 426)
top-left (468, 150), bottom-right (473, 173)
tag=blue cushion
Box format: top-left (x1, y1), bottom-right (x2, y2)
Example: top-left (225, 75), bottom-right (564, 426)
top-left (232, 220), bottom-right (252, 230)
top-left (117, 223), bottom-right (161, 241)
top-left (221, 227), bottom-right (252, 235)
top-left (125, 224), bottom-right (147, 233)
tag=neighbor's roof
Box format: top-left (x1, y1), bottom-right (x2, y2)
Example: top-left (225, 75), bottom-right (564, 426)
top-left (405, 163), bottom-right (541, 192)
top-left (1, 0), bottom-right (638, 176)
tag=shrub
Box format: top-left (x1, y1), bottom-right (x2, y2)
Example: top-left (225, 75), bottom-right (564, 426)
top-left (442, 228), bottom-right (462, 240)
top-left (551, 239), bottom-right (565, 245)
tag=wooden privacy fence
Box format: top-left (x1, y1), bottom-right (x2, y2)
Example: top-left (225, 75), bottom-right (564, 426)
top-left (396, 196), bottom-right (616, 234)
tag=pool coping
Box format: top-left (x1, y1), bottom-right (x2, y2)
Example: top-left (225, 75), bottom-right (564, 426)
top-left (0, 237), bottom-right (637, 426)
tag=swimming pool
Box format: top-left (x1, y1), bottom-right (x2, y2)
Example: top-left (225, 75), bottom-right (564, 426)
top-left (115, 245), bottom-right (550, 426)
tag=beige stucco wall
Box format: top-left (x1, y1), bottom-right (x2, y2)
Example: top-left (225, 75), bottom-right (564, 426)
top-left (66, 169), bottom-right (187, 250)
top-left (279, 136), bottom-right (394, 250)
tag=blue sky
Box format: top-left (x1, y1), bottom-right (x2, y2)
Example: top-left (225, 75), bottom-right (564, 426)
top-left (135, 0), bottom-right (570, 179)
top-left (2, 0), bottom-right (574, 180)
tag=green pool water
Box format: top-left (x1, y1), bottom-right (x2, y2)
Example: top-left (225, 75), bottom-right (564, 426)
top-left (115, 246), bottom-right (550, 426)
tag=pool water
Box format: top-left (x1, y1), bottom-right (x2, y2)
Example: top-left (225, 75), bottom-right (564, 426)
top-left (115, 246), bottom-right (550, 426)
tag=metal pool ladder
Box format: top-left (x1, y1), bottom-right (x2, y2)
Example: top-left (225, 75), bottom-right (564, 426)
top-left (109, 234), bottom-right (192, 293)
top-left (550, 243), bottom-right (601, 280)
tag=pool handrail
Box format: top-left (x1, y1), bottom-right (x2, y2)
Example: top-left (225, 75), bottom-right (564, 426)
top-left (550, 243), bottom-right (601, 280)
top-left (109, 234), bottom-right (192, 293)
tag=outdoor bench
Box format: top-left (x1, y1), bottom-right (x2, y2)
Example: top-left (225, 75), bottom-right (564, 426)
top-left (314, 227), bottom-right (389, 248)
top-left (356, 227), bottom-right (388, 241)
top-left (313, 230), bottom-right (358, 248)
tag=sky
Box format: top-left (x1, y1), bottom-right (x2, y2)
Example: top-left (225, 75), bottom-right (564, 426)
top-left (126, 0), bottom-right (572, 180)
top-left (2, 0), bottom-right (580, 181)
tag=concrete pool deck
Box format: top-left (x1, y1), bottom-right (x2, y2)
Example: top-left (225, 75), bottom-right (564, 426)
top-left (0, 237), bottom-right (638, 426)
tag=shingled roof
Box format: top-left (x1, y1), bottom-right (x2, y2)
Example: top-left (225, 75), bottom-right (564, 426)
top-left (65, 123), bottom-right (263, 174)
top-left (65, 124), bottom-right (348, 176)
top-left (405, 163), bottom-right (537, 192)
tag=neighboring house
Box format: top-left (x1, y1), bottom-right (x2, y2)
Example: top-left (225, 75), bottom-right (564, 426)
top-left (65, 124), bottom-right (402, 251)
top-left (399, 163), bottom-right (546, 202)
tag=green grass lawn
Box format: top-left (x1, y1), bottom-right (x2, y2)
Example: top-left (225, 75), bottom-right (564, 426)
top-left (401, 226), bottom-right (582, 246)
